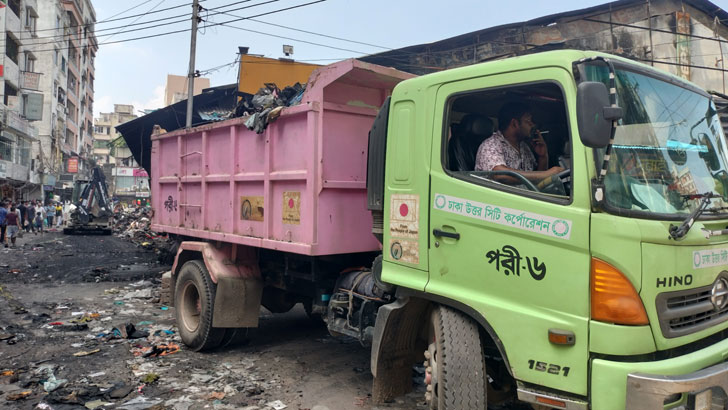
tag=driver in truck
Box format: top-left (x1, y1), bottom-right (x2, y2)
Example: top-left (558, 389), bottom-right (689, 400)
top-left (475, 102), bottom-right (565, 184)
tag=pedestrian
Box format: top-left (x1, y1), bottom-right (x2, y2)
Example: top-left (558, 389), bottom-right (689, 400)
top-left (26, 201), bottom-right (35, 233)
top-left (5, 205), bottom-right (19, 247)
top-left (55, 202), bottom-right (63, 227)
top-left (45, 202), bottom-right (54, 229)
top-left (18, 201), bottom-right (27, 230)
top-left (34, 211), bottom-right (44, 235)
top-left (0, 201), bottom-right (7, 247)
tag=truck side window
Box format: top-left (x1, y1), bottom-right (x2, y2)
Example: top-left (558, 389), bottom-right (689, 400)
top-left (444, 82), bottom-right (571, 199)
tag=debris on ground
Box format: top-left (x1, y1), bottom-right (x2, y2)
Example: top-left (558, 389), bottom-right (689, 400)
top-left (5, 390), bottom-right (32, 401)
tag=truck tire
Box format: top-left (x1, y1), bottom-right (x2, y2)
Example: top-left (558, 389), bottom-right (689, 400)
top-left (174, 260), bottom-right (225, 351)
top-left (424, 305), bottom-right (487, 410)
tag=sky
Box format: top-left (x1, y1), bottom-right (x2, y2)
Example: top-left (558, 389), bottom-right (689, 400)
top-left (91, 0), bottom-right (615, 117)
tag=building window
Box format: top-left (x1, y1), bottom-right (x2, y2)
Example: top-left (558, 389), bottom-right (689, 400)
top-left (61, 56), bottom-right (66, 73)
top-left (68, 101), bottom-right (77, 124)
top-left (7, 0), bottom-right (20, 17)
top-left (5, 33), bottom-right (19, 65)
top-left (53, 81), bottom-right (58, 97)
top-left (25, 7), bottom-right (37, 36)
top-left (4, 83), bottom-right (18, 106)
top-left (57, 87), bottom-right (66, 105)
top-left (67, 72), bottom-right (77, 95)
top-left (24, 52), bottom-right (35, 72)
top-left (54, 48), bottom-right (59, 65)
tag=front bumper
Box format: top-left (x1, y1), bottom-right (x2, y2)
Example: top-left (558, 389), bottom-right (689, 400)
top-left (626, 362), bottom-right (728, 410)
top-left (591, 336), bottom-right (728, 410)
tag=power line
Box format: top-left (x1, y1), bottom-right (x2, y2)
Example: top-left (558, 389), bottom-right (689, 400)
top-left (25, 0), bottom-right (200, 37)
top-left (21, 0), bottom-right (330, 55)
top-left (98, 0), bottom-right (168, 46)
top-left (236, 16), bottom-right (393, 51)
top-left (17, 0), bottom-right (275, 48)
top-left (214, 21), bottom-right (369, 55)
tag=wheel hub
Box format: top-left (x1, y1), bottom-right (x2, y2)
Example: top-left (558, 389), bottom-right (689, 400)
top-left (180, 281), bottom-right (202, 332)
top-left (424, 339), bottom-right (439, 408)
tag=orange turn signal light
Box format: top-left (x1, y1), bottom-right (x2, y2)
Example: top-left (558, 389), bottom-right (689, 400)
top-left (536, 396), bottom-right (567, 408)
top-left (591, 258), bottom-right (649, 325)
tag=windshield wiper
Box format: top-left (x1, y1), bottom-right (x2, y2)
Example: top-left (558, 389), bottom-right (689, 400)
top-left (669, 192), bottom-right (720, 240)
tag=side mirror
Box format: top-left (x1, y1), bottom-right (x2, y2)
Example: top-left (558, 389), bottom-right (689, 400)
top-left (577, 81), bottom-right (623, 148)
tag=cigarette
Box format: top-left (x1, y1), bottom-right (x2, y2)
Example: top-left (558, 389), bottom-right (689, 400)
top-left (539, 131), bottom-right (550, 135)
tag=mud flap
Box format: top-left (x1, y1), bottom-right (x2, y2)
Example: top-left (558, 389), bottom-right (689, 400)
top-left (212, 277), bottom-right (263, 328)
top-left (370, 296), bottom-right (428, 403)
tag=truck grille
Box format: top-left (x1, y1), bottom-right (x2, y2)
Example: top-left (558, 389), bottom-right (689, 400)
top-left (656, 285), bottom-right (728, 338)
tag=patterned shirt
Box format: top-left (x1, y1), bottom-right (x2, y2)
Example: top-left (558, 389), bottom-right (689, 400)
top-left (475, 131), bottom-right (536, 172)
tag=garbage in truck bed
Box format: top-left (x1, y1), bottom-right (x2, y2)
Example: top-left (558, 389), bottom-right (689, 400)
top-left (195, 82), bottom-right (306, 132)
top-left (239, 82), bottom-right (306, 134)
top-left (151, 59), bottom-right (415, 257)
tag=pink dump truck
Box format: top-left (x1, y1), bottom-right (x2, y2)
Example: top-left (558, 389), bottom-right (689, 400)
top-left (151, 60), bottom-right (413, 363)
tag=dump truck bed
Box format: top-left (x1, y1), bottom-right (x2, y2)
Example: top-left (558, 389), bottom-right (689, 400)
top-left (151, 60), bottom-right (413, 256)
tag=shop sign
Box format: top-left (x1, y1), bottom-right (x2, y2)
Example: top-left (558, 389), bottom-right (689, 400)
top-left (67, 157), bottom-right (79, 173)
top-left (133, 168), bottom-right (149, 177)
top-left (25, 93), bottom-right (43, 121)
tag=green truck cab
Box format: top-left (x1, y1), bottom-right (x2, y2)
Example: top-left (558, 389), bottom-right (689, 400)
top-left (368, 49), bottom-right (728, 410)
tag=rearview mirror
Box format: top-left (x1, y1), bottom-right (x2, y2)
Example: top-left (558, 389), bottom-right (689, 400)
top-left (577, 81), bottom-right (623, 148)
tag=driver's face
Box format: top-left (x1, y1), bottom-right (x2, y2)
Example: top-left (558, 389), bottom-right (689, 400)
top-left (517, 113), bottom-right (535, 141)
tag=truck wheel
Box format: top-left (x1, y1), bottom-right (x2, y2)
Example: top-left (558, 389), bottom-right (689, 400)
top-left (174, 260), bottom-right (225, 351)
top-left (424, 305), bottom-right (487, 410)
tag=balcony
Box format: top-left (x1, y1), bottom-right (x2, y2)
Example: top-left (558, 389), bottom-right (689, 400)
top-left (21, 71), bottom-right (41, 91)
top-left (3, 57), bottom-right (20, 88)
top-left (0, 159), bottom-right (30, 182)
top-left (5, 4), bottom-right (21, 36)
top-left (2, 105), bottom-right (39, 138)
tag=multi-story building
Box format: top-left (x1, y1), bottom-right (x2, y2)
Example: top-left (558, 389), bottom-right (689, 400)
top-left (164, 74), bottom-right (210, 106)
top-left (30, 0), bottom-right (96, 201)
top-left (0, 0), bottom-right (43, 200)
top-left (93, 103), bottom-right (136, 166)
top-left (93, 104), bottom-right (149, 205)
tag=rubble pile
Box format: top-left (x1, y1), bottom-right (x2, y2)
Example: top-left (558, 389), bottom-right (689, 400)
top-left (113, 206), bottom-right (178, 263)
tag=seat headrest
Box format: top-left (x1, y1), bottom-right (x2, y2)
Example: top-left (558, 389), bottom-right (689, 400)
top-left (461, 115), bottom-right (493, 137)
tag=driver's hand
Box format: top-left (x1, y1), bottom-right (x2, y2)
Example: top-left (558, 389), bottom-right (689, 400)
top-left (546, 166), bottom-right (565, 176)
top-left (531, 132), bottom-right (549, 157)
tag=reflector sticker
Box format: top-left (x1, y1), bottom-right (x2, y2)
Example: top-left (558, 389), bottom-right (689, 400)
top-left (282, 192), bottom-right (301, 225)
top-left (692, 248), bottom-right (728, 269)
top-left (389, 194), bottom-right (419, 264)
top-left (240, 196), bottom-right (264, 221)
top-left (433, 193), bottom-right (572, 240)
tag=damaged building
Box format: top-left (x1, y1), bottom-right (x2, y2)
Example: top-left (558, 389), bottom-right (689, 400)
top-left (361, 0), bottom-right (728, 97)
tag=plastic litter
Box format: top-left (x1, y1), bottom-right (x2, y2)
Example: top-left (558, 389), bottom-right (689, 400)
top-left (73, 348), bottom-right (100, 357)
top-left (268, 400), bottom-right (287, 410)
top-left (43, 374), bottom-right (67, 392)
top-left (140, 373), bottom-right (159, 384)
top-left (111, 323), bottom-right (149, 339)
top-left (84, 399), bottom-right (113, 409)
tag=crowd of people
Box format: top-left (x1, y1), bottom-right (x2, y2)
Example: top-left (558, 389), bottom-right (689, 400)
top-left (0, 199), bottom-right (70, 247)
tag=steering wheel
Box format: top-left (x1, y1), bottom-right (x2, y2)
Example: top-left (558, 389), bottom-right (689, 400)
top-left (536, 169), bottom-right (571, 193)
top-left (472, 170), bottom-right (541, 192)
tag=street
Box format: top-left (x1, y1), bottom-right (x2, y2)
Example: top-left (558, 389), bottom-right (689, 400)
top-left (0, 231), bottom-right (426, 410)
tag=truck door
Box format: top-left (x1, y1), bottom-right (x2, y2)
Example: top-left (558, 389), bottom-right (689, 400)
top-left (427, 67), bottom-right (591, 396)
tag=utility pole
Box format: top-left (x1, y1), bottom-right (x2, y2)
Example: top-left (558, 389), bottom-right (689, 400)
top-left (186, 0), bottom-right (200, 128)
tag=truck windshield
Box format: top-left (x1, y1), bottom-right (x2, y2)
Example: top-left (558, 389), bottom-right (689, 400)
top-left (584, 64), bottom-right (728, 217)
